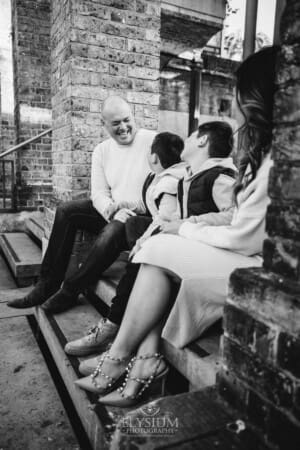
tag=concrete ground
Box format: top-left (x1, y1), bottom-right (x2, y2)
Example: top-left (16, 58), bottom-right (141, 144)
top-left (0, 255), bottom-right (79, 450)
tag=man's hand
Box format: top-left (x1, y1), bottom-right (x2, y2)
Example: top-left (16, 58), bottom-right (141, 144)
top-left (113, 208), bottom-right (136, 223)
top-left (160, 219), bottom-right (184, 235)
top-left (103, 203), bottom-right (118, 221)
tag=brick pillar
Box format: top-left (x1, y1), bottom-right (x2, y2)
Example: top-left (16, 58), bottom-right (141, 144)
top-left (219, 1), bottom-right (300, 448)
top-left (12, 0), bottom-right (52, 209)
top-left (51, 0), bottom-right (161, 204)
top-left (48, 0), bottom-right (161, 270)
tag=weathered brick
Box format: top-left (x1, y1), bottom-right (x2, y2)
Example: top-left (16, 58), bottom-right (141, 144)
top-left (223, 337), bottom-right (294, 410)
top-left (72, 1), bottom-right (110, 20)
top-left (269, 163), bottom-right (300, 201)
top-left (272, 124), bottom-right (300, 161)
top-left (276, 44), bottom-right (300, 85)
top-left (228, 268), bottom-right (300, 336)
top-left (107, 35), bottom-right (126, 50)
top-left (266, 203), bottom-right (300, 240)
top-left (127, 38), bottom-right (160, 55)
top-left (268, 407), bottom-right (300, 449)
top-left (224, 304), bottom-right (277, 363)
top-left (12, 0), bottom-right (52, 208)
top-left (263, 237), bottom-right (300, 281)
top-left (273, 83), bottom-right (300, 124)
top-left (127, 91), bottom-right (159, 106)
top-left (109, 62), bottom-right (127, 77)
top-left (280, 1), bottom-right (300, 45)
top-left (217, 369), bottom-right (248, 414)
top-left (128, 66), bottom-right (159, 80)
top-left (277, 332), bottom-right (300, 378)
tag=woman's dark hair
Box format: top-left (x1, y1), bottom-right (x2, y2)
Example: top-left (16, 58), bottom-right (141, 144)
top-left (234, 46), bottom-right (279, 200)
top-left (151, 132), bottom-right (184, 169)
top-left (198, 121), bottom-right (233, 158)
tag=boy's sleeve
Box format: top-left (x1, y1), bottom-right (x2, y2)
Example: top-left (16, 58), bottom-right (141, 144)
top-left (212, 173), bottom-right (235, 211)
top-left (178, 174), bottom-right (270, 256)
top-left (187, 207), bottom-right (234, 226)
top-left (156, 193), bottom-right (178, 221)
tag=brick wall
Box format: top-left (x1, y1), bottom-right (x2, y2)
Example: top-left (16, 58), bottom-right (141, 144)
top-left (47, 0), bottom-right (161, 267)
top-left (219, 1), bottom-right (300, 448)
top-left (11, 0), bottom-right (52, 209)
top-left (1, 113), bottom-right (15, 152)
top-left (51, 0), bottom-right (161, 205)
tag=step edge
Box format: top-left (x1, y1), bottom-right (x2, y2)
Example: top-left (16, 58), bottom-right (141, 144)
top-left (35, 307), bottom-right (109, 449)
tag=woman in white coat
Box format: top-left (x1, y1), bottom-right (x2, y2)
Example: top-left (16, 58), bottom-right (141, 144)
top-left (76, 46), bottom-right (279, 406)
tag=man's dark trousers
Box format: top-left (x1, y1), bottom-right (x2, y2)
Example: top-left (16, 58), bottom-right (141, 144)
top-left (41, 199), bottom-right (152, 296)
top-left (40, 199), bottom-right (129, 294)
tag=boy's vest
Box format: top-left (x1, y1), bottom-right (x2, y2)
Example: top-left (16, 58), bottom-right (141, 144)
top-left (141, 172), bottom-right (158, 216)
top-left (178, 166), bottom-right (236, 219)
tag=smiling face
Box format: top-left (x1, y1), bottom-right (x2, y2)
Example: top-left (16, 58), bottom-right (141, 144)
top-left (102, 101), bottom-right (137, 145)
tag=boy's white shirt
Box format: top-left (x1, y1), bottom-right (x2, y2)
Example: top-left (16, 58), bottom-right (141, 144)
top-left (139, 162), bottom-right (187, 241)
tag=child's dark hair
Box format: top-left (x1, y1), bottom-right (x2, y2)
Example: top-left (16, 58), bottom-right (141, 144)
top-left (151, 132), bottom-right (184, 169)
top-left (198, 121), bottom-right (233, 158)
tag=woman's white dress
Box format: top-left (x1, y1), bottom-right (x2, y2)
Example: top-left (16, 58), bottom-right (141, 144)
top-left (133, 154), bottom-right (273, 348)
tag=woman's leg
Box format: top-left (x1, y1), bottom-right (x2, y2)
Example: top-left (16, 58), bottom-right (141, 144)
top-left (99, 323), bottom-right (167, 403)
top-left (109, 264), bottom-right (172, 358)
top-left (81, 264), bottom-right (172, 391)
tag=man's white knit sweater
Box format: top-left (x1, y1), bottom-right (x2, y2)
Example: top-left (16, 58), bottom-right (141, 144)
top-left (91, 129), bottom-right (156, 219)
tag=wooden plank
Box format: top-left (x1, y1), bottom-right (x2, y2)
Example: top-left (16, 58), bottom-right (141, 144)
top-left (0, 301), bottom-right (34, 318)
top-left (162, 339), bottom-right (220, 390)
top-left (25, 216), bottom-right (45, 242)
top-left (0, 287), bottom-right (31, 303)
top-left (35, 305), bottom-right (109, 449)
top-left (0, 232), bottom-right (42, 278)
top-left (34, 299), bottom-right (131, 449)
top-left (0, 253), bottom-right (16, 289)
top-left (111, 388), bottom-right (238, 449)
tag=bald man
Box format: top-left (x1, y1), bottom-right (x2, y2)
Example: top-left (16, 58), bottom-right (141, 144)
top-left (9, 96), bottom-right (156, 313)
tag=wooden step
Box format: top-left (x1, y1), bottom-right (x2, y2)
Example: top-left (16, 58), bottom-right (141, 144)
top-left (34, 298), bottom-right (137, 449)
top-left (0, 232), bottom-right (42, 286)
top-left (0, 287), bottom-right (31, 303)
top-left (0, 253), bottom-right (16, 289)
top-left (25, 215), bottom-right (45, 243)
top-left (110, 387), bottom-right (258, 450)
top-left (162, 322), bottom-right (222, 391)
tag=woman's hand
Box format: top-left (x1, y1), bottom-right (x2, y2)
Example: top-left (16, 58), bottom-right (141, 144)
top-left (160, 220), bottom-right (184, 235)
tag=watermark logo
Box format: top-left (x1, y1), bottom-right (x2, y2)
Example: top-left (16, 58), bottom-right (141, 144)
top-left (117, 403), bottom-right (179, 436)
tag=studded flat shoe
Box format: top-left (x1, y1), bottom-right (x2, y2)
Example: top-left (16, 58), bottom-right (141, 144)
top-left (98, 352), bottom-right (169, 407)
top-left (74, 351), bottom-right (131, 395)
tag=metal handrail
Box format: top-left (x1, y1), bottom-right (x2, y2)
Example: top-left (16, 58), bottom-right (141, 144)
top-left (0, 128), bottom-right (52, 159)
